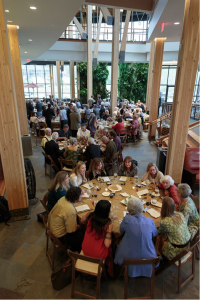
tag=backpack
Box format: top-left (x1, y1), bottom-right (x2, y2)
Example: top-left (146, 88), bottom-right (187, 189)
top-left (0, 196), bottom-right (11, 225)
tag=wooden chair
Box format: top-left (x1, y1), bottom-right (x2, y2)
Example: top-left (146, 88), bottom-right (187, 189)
top-left (40, 191), bottom-right (49, 216)
top-left (155, 232), bottom-right (200, 293)
top-left (122, 256), bottom-right (161, 299)
top-left (118, 146), bottom-right (124, 165)
top-left (107, 151), bottom-right (119, 175)
top-left (42, 151), bottom-right (59, 179)
top-left (58, 158), bottom-right (75, 173)
top-left (52, 122), bottom-right (61, 132)
top-left (38, 121), bottom-right (47, 137)
top-left (118, 129), bottom-right (127, 144)
top-left (68, 250), bottom-right (107, 299)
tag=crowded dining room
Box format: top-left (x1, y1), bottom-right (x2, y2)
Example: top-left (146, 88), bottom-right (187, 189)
top-left (0, 0), bottom-right (199, 299)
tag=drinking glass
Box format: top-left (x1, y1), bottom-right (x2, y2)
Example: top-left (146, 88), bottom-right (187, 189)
top-left (114, 172), bottom-right (118, 183)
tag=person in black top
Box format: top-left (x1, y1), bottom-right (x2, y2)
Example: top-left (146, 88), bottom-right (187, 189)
top-left (99, 104), bottom-right (105, 118)
top-left (45, 132), bottom-right (66, 170)
top-left (36, 99), bottom-right (43, 117)
top-left (58, 124), bottom-right (72, 141)
top-left (84, 137), bottom-right (100, 169)
top-left (26, 100), bottom-right (34, 120)
top-left (102, 110), bottom-right (111, 121)
top-left (88, 158), bottom-right (107, 180)
top-left (43, 104), bottom-right (55, 128)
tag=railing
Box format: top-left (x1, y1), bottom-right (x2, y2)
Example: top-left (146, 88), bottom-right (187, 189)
top-left (146, 111), bottom-right (172, 141)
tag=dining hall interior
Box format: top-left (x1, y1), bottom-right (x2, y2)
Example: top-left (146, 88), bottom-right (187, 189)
top-left (0, 0), bottom-right (199, 299)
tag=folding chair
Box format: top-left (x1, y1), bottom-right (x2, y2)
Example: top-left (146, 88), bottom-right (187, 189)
top-left (118, 129), bottom-right (127, 144)
top-left (58, 158), bottom-right (75, 173)
top-left (107, 152), bottom-right (119, 175)
top-left (42, 151), bottom-right (59, 179)
top-left (40, 191), bottom-right (50, 216)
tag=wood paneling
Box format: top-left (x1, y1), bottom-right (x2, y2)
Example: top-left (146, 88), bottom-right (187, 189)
top-left (7, 25), bottom-right (29, 136)
top-left (0, 0), bottom-right (28, 211)
top-left (165, 0), bottom-right (199, 183)
top-left (70, 61), bottom-right (75, 99)
top-left (146, 41), bottom-right (155, 109)
top-left (56, 61), bottom-right (61, 100)
top-left (87, 5), bottom-right (93, 99)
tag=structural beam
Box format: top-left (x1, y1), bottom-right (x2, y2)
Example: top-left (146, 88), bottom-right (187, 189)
top-left (165, 0), bottom-right (199, 183)
top-left (100, 7), bottom-right (113, 25)
top-left (86, 0), bottom-right (154, 12)
top-left (49, 65), bottom-right (55, 97)
top-left (73, 17), bottom-right (88, 39)
top-left (56, 61), bottom-right (61, 100)
top-left (77, 64), bottom-right (80, 99)
top-left (146, 41), bottom-right (155, 110)
top-left (119, 10), bottom-right (131, 62)
top-left (7, 25), bottom-right (29, 136)
top-left (93, 11), bottom-right (103, 67)
top-left (148, 38), bottom-right (165, 139)
top-left (87, 5), bottom-right (93, 100)
top-left (70, 61), bottom-right (75, 99)
top-left (110, 9), bottom-right (120, 114)
top-left (0, 0), bottom-right (28, 217)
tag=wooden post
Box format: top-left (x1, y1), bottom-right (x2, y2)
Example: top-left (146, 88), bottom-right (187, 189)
top-left (0, 0), bottom-right (28, 217)
top-left (93, 11), bottom-right (103, 67)
top-left (165, 0), bottom-right (199, 183)
top-left (49, 65), bottom-right (55, 97)
top-left (100, 7), bottom-right (113, 25)
top-left (70, 61), bottom-right (75, 99)
top-left (119, 10), bottom-right (131, 62)
top-left (73, 17), bottom-right (88, 39)
top-left (87, 5), bottom-right (93, 100)
top-left (56, 61), bottom-right (61, 100)
top-left (77, 64), bottom-right (80, 99)
top-left (148, 38), bottom-right (165, 140)
top-left (110, 9), bottom-right (120, 114)
top-left (146, 41), bottom-right (155, 110)
top-left (7, 25), bottom-right (29, 136)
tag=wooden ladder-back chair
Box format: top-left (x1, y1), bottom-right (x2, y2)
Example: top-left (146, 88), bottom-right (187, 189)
top-left (122, 257), bottom-right (161, 299)
top-left (68, 250), bottom-right (107, 299)
top-left (40, 191), bottom-right (49, 216)
top-left (58, 158), bottom-right (75, 173)
top-left (155, 232), bottom-right (200, 293)
top-left (118, 129), bottom-right (127, 144)
top-left (42, 151), bottom-right (59, 179)
top-left (107, 151), bottom-right (119, 175)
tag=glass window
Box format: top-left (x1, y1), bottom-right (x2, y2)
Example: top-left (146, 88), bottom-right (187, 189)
top-left (27, 65), bottom-right (36, 83)
top-left (36, 65), bottom-right (45, 83)
top-left (161, 67), bottom-right (168, 84)
top-left (168, 67), bottom-right (177, 85)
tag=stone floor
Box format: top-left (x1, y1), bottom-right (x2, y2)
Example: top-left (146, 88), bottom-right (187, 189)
top-left (0, 131), bottom-right (199, 299)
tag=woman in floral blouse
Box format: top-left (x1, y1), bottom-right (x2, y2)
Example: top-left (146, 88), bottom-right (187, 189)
top-left (157, 197), bottom-right (191, 260)
top-left (64, 137), bottom-right (81, 164)
top-left (177, 183), bottom-right (199, 239)
top-left (118, 156), bottom-right (138, 177)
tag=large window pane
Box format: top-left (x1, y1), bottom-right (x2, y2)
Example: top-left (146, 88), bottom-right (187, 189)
top-left (168, 67), bottom-right (177, 85)
top-left (36, 66), bottom-right (45, 83)
top-left (27, 65), bottom-right (36, 83)
top-left (44, 65), bottom-right (50, 83)
top-left (161, 67), bottom-right (168, 84)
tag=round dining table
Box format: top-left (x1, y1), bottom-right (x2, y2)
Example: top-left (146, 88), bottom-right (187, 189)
top-left (75, 176), bottom-right (163, 241)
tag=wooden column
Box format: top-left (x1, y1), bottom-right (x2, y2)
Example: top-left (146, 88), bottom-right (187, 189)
top-left (87, 5), bottom-right (93, 100)
top-left (49, 65), bottom-right (55, 97)
top-left (119, 10), bottom-right (131, 62)
top-left (7, 25), bottom-right (29, 136)
top-left (56, 61), bottom-right (61, 100)
top-left (148, 38), bottom-right (165, 139)
top-left (110, 9), bottom-right (120, 114)
top-left (70, 61), bottom-right (75, 99)
top-left (146, 41), bottom-right (155, 109)
top-left (165, 0), bottom-right (199, 183)
top-left (93, 11), bottom-right (103, 67)
top-left (0, 0), bottom-right (28, 217)
top-left (77, 64), bottom-right (80, 98)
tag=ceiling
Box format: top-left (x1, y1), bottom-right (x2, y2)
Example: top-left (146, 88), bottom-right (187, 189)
top-left (2, 0), bottom-right (84, 64)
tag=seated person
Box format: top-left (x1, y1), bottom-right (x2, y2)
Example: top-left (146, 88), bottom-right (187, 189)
top-left (85, 105), bottom-right (91, 119)
top-left (99, 104), bottom-right (105, 118)
top-left (118, 156), bottom-right (138, 177)
top-left (120, 104), bottom-right (127, 116)
top-left (45, 132), bottom-right (66, 170)
top-left (84, 137), bottom-right (101, 169)
top-left (158, 175), bottom-right (180, 205)
top-left (69, 161), bottom-right (87, 187)
top-left (82, 200), bottom-right (113, 261)
top-left (58, 124), bottom-right (71, 141)
top-left (99, 128), bottom-right (109, 139)
top-left (41, 127), bottom-right (52, 148)
top-left (131, 115), bottom-right (140, 137)
top-left (103, 110), bottom-right (111, 120)
top-left (77, 123), bottom-right (90, 139)
top-left (123, 112), bottom-right (132, 121)
top-left (114, 197), bottom-right (158, 277)
top-left (141, 163), bottom-right (163, 184)
top-left (101, 136), bottom-right (117, 164)
top-left (47, 171), bottom-right (70, 211)
top-left (88, 158), bottom-right (107, 180)
top-left (29, 112), bottom-right (39, 129)
top-left (177, 183), bottom-right (199, 239)
top-left (112, 117), bottom-right (126, 135)
top-left (48, 187), bottom-right (84, 252)
top-left (94, 125), bottom-right (104, 139)
top-left (109, 130), bottom-right (121, 152)
top-left (89, 116), bottom-right (98, 136)
top-left (157, 197), bottom-right (191, 260)
top-left (93, 104), bottom-right (100, 119)
top-left (64, 137), bottom-right (81, 164)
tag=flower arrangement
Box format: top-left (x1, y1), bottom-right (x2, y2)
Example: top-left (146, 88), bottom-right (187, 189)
top-left (77, 136), bottom-right (87, 145)
top-left (107, 117), bottom-right (113, 122)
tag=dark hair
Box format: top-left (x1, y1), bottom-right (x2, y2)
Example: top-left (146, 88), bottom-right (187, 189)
top-left (124, 156), bottom-right (135, 171)
top-left (118, 117), bottom-right (122, 123)
top-left (89, 158), bottom-right (105, 173)
top-left (65, 187), bottom-right (82, 203)
top-left (87, 200), bottom-right (111, 238)
top-left (109, 130), bottom-right (117, 138)
top-left (63, 124), bottom-right (69, 129)
top-left (81, 123), bottom-right (86, 127)
top-left (48, 104), bottom-right (51, 109)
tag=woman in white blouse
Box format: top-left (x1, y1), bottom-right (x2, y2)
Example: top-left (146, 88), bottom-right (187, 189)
top-left (69, 161), bottom-right (87, 187)
top-left (141, 162), bottom-right (163, 184)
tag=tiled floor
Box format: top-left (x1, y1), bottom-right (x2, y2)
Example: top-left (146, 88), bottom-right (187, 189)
top-left (0, 131), bottom-right (199, 299)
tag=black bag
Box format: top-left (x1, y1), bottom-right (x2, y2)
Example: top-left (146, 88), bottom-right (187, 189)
top-left (0, 196), bottom-right (11, 225)
top-left (51, 258), bottom-right (72, 290)
top-left (132, 159), bottom-right (138, 166)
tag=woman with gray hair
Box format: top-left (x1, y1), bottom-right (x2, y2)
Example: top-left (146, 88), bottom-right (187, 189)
top-left (177, 183), bottom-right (199, 239)
top-left (114, 197), bottom-right (158, 278)
top-left (158, 175), bottom-right (180, 205)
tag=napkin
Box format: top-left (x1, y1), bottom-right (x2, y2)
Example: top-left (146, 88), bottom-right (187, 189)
top-left (119, 177), bottom-right (127, 182)
top-left (141, 181), bottom-right (147, 186)
top-left (103, 177), bottom-right (110, 182)
top-left (151, 200), bottom-right (162, 208)
top-left (120, 192), bottom-right (129, 197)
top-left (59, 147), bottom-right (64, 150)
top-left (81, 183), bottom-right (91, 189)
top-left (75, 204), bottom-right (90, 213)
top-left (137, 189), bottom-right (149, 196)
top-left (82, 193), bottom-right (89, 198)
top-left (147, 208), bottom-right (160, 218)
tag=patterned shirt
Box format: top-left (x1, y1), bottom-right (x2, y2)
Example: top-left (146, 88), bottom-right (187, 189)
top-left (118, 164), bottom-right (138, 177)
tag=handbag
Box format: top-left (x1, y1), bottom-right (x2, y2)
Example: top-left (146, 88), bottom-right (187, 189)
top-left (51, 258), bottom-right (72, 290)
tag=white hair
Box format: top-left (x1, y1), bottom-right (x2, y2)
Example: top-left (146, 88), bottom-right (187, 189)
top-left (45, 127), bottom-right (51, 134)
top-left (127, 197), bottom-right (144, 215)
top-left (102, 136), bottom-right (109, 143)
top-left (99, 125), bottom-right (104, 130)
top-left (88, 137), bottom-right (94, 144)
top-left (160, 175), bottom-right (174, 186)
top-left (177, 183), bottom-right (192, 198)
top-left (52, 132), bottom-right (58, 140)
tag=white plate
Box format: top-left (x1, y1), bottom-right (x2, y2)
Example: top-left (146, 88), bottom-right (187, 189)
top-left (108, 184), bottom-right (122, 192)
top-left (151, 192), bottom-right (160, 197)
top-left (102, 192), bottom-right (110, 196)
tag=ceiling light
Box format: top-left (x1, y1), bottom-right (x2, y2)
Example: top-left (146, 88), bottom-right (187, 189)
top-left (24, 51), bottom-right (27, 53)
top-left (30, 6), bottom-right (37, 10)
top-left (174, 22), bottom-right (180, 25)
top-left (5, 10), bottom-right (9, 12)
top-left (7, 20), bottom-right (12, 23)
top-left (28, 39), bottom-right (32, 41)
top-left (17, 26), bottom-right (19, 29)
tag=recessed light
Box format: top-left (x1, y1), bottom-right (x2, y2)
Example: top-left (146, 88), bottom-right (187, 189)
top-left (30, 6), bottom-right (37, 10)
top-left (28, 39), bottom-right (32, 41)
top-left (7, 20), bottom-right (12, 23)
top-left (5, 10), bottom-right (9, 12)
top-left (43, 44), bottom-right (45, 45)
top-left (17, 26), bottom-right (19, 29)
top-left (24, 51), bottom-right (28, 53)
top-left (174, 22), bottom-right (180, 25)
top-left (51, 24), bottom-right (54, 27)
